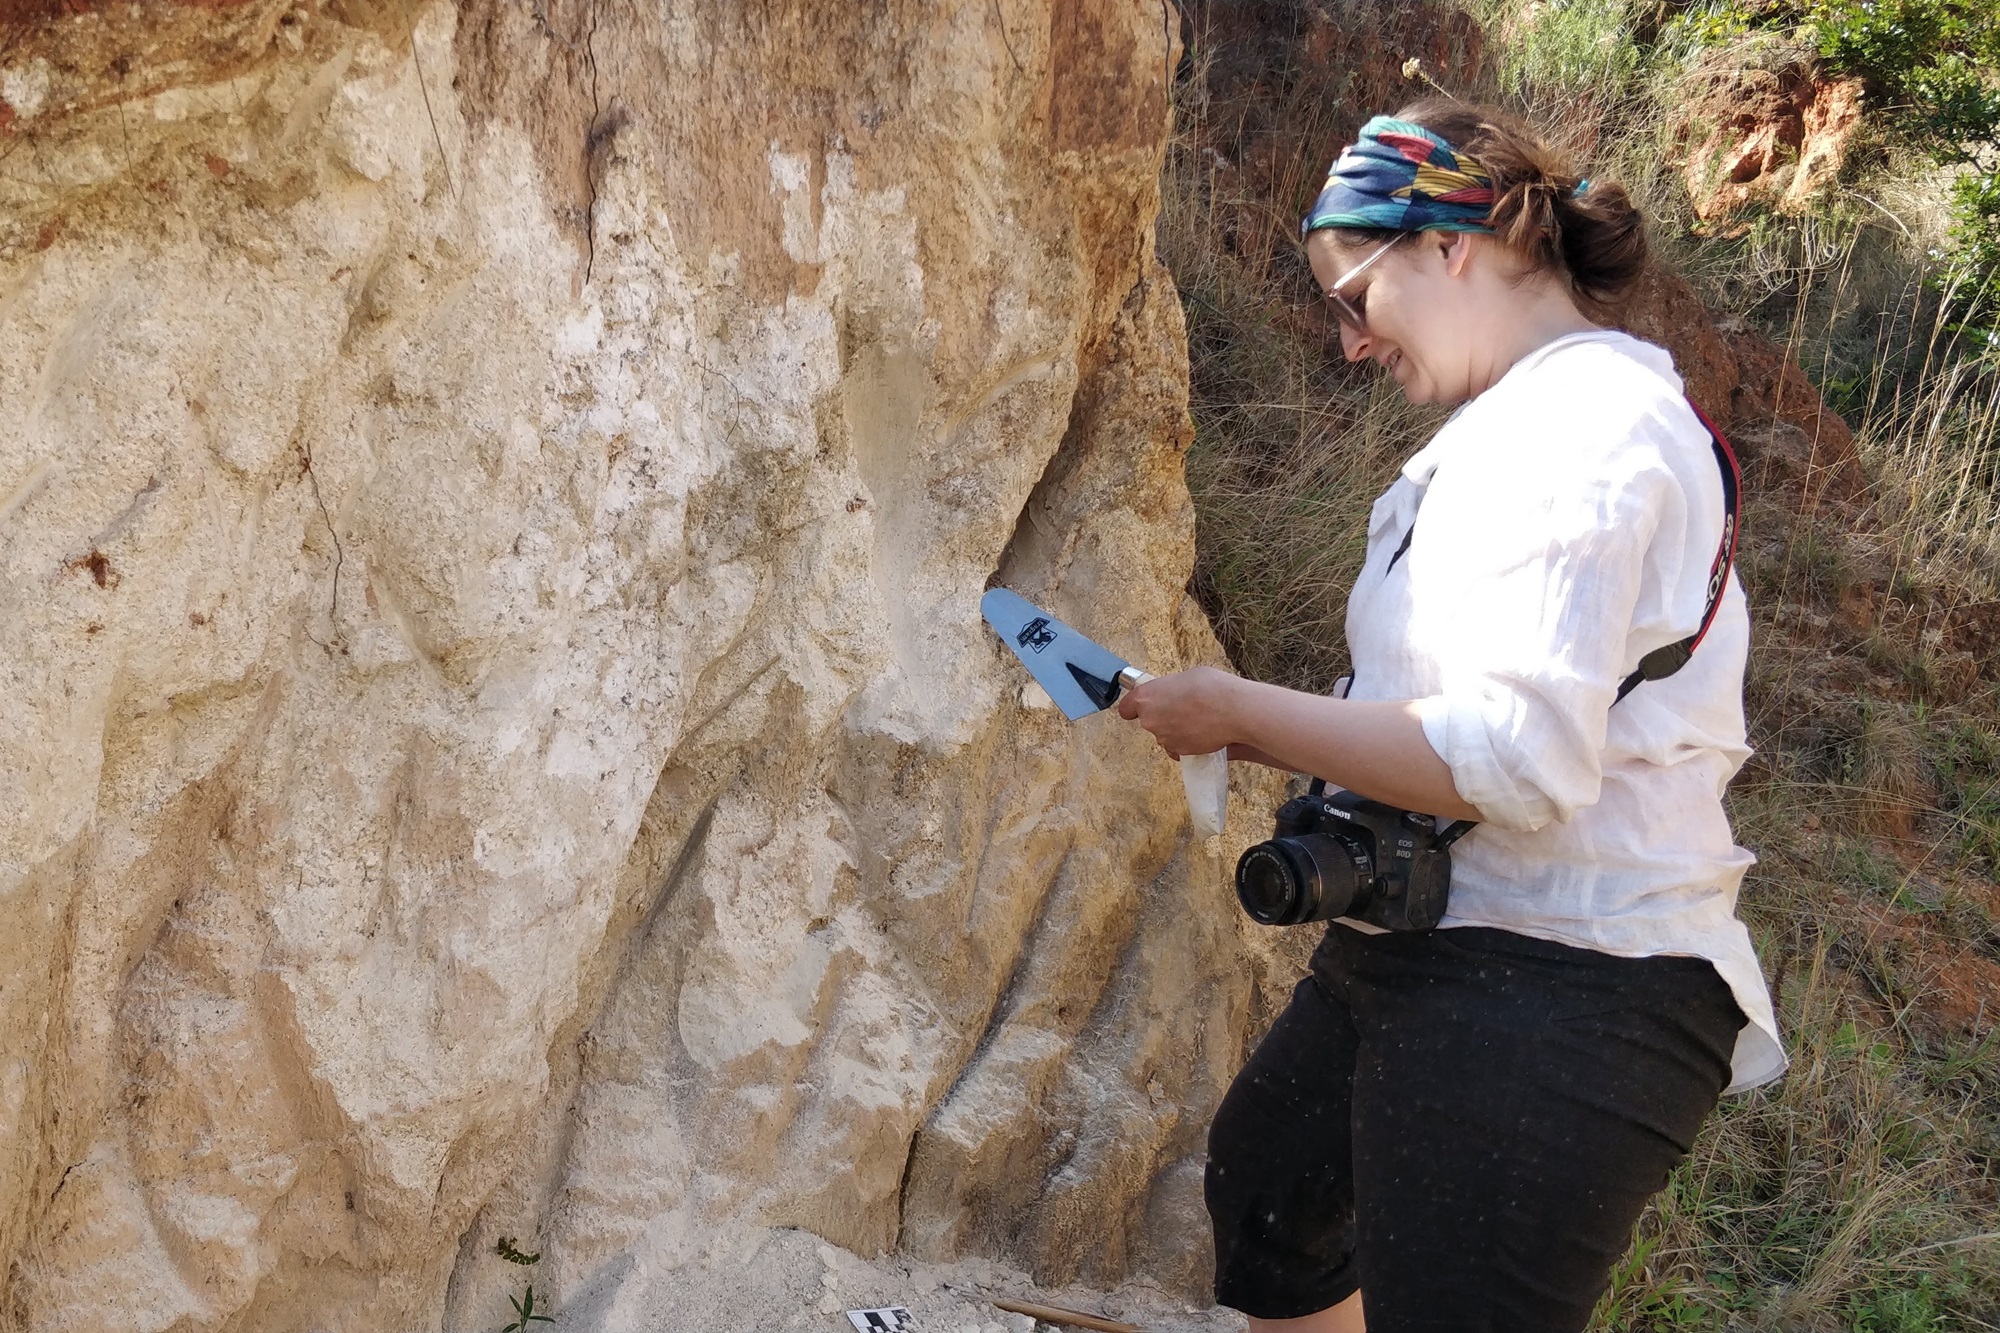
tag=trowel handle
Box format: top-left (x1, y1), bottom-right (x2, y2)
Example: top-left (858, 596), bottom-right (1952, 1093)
top-left (1116, 668), bottom-right (1229, 839)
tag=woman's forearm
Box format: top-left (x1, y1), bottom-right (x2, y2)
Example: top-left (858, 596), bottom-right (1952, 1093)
top-left (1221, 678), bottom-right (1481, 822)
top-left (1225, 742), bottom-right (1286, 767)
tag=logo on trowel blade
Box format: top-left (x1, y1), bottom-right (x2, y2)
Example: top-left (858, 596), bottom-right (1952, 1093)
top-left (1016, 616), bottom-right (1058, 653)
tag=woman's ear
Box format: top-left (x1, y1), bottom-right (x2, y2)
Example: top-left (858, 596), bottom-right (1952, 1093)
top-left (1441, 231), bottom-right (1476, 278)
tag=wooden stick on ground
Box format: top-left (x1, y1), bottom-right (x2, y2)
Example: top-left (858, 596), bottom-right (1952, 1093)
top-left (990, 1297), bottom-right (1143, 1333)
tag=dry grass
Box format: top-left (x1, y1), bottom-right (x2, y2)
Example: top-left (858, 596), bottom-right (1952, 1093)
top-left (1161, 2), bottom-right (2000, 1328)
top-left (1160, 24), bottom-right (1452, 694)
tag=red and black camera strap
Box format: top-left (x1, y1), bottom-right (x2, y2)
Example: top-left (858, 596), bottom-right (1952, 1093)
top-left (1611, 401), bottom-right (1742, 703)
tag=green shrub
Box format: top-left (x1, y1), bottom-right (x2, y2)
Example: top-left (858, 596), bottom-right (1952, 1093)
top-left (1807, 0), bottom-right (2000, 336)
top-left (1805, 0), bottom-right (2000, 162)
top-left (1943, 167), bottom-right (2000, 344)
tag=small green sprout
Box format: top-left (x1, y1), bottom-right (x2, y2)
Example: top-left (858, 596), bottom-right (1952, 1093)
top-left (501, 1283), bottom-right (555, 1331)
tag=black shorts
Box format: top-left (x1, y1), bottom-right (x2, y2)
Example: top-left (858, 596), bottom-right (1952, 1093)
top-left (1205, 923), bottom-right (1743, 1332)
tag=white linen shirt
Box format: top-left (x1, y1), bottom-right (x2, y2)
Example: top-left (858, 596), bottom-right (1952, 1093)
top-left (1340, 328), bottom-right (1785, 1093)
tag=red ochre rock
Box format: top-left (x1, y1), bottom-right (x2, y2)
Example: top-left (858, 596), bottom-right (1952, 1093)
top-left (1680, 60), bottom-right (1866, 224)
top-left (0, 0), bottom-right (304, 128)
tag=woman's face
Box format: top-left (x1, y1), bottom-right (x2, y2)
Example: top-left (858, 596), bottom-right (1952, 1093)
top-left (1306, 228), bottom-right (1478, 406)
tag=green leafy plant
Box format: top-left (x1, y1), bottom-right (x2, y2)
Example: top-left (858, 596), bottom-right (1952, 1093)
top-left (1942, 167), bottom-right (2000, 344)
top-left (1689, 0), bottom-right (2000, 334)
top-left (501, 1284), bottom-right (555, 1332)
top-left (1848, 1275), bottom-right (1948, 1332)
top-left (1593, 1227), bottom-right (1721, 1330)
top-left (1808, 0), bottom-right (2000, 338)
top-left (1805, 0), bottom-right (2000, 159)
top-left (494, 1236), bottom-right (553, 1331)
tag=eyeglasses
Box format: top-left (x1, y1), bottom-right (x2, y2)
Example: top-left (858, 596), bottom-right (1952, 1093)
top-left (1320, 235), bottom-right (1403, 333)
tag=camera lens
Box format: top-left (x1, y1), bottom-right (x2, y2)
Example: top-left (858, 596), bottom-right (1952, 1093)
top-left (1234, 832), bottom-right (1370, 926)
top-left (1235, 843), bottom-right (1308, 924)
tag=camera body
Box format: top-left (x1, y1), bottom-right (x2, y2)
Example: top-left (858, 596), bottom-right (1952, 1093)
top-left (1234, 787), bottom-right (1459, 932)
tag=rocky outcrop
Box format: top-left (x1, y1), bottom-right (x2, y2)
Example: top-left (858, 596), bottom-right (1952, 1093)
top-left (1678, 57), bottom-right (1865, 223)
top-left (0, 3), bottom-right (1293, 1329)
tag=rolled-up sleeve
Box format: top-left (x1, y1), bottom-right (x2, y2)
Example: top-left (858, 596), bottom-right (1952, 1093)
top-left (1410, 443), bottom-right (1682, 832)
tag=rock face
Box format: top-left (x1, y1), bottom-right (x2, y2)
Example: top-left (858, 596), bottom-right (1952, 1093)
top-left (1678, 58), bottom-right (1865, 223)
top-left (0, 3), bottom-right (1294, 1329)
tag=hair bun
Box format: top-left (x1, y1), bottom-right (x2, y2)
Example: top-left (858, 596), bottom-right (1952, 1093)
top-left (1394, 98), bottom-right (1648, 309)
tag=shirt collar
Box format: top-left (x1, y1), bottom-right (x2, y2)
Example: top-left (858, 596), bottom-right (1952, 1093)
top-left (1395, 329), bottom-right (1677, 488)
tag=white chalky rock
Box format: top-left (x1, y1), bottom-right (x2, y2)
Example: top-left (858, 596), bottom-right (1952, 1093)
top-left (0, 2), bottom-right (1300, 1330)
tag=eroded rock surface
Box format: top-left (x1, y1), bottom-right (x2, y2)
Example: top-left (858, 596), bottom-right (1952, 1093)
top-left (0, 4), bottom-right (1293, 1329)
top-left (1678, 57), bottom-right (1865, 223)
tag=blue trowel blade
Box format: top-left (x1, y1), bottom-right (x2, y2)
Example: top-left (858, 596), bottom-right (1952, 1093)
top-left (980, 588), bottom-right (1134, 722)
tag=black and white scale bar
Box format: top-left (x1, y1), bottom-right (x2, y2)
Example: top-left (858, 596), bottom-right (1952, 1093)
top-left (845, 1306), bottom-right (916, 1333)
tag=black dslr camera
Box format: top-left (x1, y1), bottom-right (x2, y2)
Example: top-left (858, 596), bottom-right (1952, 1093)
top-left (1234, 783), bottom-right (1472, 932)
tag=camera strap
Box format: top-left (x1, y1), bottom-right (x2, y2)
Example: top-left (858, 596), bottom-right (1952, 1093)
top-left (1613, 401), bottom-right (1741, 703)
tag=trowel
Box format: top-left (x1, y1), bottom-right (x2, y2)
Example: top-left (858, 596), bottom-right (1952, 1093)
top-left (981, 587), bottom-right (1228, 838)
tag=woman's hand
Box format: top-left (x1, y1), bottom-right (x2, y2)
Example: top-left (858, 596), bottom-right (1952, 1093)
top-left (1116, 666), bottom-right (1243, 758)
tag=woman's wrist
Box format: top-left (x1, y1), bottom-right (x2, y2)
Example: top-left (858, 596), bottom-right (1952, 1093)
top-left (1210, 671), bottom-right (1258, 753)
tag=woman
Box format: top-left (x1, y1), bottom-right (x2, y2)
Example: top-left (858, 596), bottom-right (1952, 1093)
top-left (1118, 101), bottom-right (1786, 1332)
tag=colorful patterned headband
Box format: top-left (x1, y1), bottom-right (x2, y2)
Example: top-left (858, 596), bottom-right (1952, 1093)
top-left (1301, 116), bottom-right (1497, 237)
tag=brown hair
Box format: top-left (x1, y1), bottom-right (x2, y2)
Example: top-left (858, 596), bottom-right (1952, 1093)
top-left (1336, 99), bottom-right (1649, 311)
